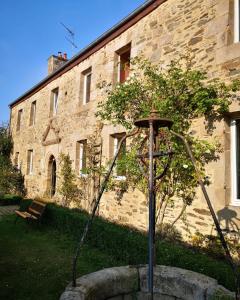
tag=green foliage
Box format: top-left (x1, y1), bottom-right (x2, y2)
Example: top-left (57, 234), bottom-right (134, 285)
top-left (19, 199), bottom-right (236, 291)
top-left (97, 57), bottom-right (239, 130)
top-left (59, 153), bottom-right (82, 206)
top-left (0, 125), bottom-right (13, 157)
top-left (96, 57), bottom-right (240, 229)
top-left (0, 194), bottom-right (22, 206)
top-left (0, 124), bottom-right (25, 196)
top-left (192, 231), bottom-right (240, 261)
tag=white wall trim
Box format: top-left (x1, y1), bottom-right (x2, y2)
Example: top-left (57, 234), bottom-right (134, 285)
top-left (83, 71), bottom-right (91, 105)
top-left (234, 0), bottom-right (240, 43)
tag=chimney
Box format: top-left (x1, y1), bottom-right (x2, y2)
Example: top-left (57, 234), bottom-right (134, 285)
top-left (48, 52), bottom-right (68, 74)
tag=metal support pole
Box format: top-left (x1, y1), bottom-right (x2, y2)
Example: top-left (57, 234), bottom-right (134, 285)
top-left (153, 129), bottom-right (157, 268)
top-left (148, 121), bottom-right (154, 299)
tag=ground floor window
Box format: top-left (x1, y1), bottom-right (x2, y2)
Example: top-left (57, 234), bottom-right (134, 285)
top-left (27, 150), bottom-right (33, 175)
top-left (76, 140), bottom-right (87, 176)
top-left (110, 133), bottom-right (126, 179)
top-left (231, 119), bottom-right (240, 205)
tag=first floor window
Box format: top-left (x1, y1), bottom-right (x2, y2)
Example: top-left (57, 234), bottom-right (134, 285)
top-left (83, 69), bottom-right (92, 104)
top-left (16, 109), bottom-right (23, 131)
top-left (50, 88), bottom-right (59, 116)
top-left (27, 150), bottom-right (33, 175)
top-left (231, 120), bottom-right (240, 205)
top-left (234, 0), bottom-right (240, 43)
top-left (76, 140), bottom-right (87, 175)
top-left (117, 44), bottom-right (131, 83)
top-left (29, 100), bottom-right (36, 126)
top-left (111, 133), bottom-right (126, 178)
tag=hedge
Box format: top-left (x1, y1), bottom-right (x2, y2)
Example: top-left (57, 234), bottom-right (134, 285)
top-left (0, 194), bottom-right (22, 206)
top-left (19, 199), bottom-right (235, 291)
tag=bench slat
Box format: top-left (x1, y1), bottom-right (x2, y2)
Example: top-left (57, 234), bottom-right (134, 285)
top-left (15, 200), bottom-right (46, 223)
top-left (15, 210), bottom-right (38, 220)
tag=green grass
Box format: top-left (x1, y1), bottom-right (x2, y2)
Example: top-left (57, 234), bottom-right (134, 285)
top-left (0, 201), bottom-right (236, 300)
top-left (0, 215), bottom-right (123, 300)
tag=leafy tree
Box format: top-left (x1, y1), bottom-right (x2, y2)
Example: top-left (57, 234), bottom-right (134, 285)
top-left (0, 124), bottom-right (25, 196)
top-left (96, 57), bottom-right (240, 233)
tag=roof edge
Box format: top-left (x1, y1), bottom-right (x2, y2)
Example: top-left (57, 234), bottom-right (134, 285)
top-left (9, 0), bottom-right (166, 108)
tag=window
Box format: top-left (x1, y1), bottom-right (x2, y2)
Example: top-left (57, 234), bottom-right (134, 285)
top-left (117, 45), bottom-right (131, 83)
top-left (14, 152), bottom-right (20, 170)
top-left (29, 101), bottom-right (36, 126)
top-left (76, 140), bottom-right (87, 175)
top-left (83, 69), bottom-right (92, 104)
top-left (50, 88), bottom-right (59, 116)
top-left (27, 150), bottom-right (33, 175)
top-left (110, 133), bottom-right (126, 178)
top-left (231, 120), bottom-right (240, 205)
top-left (16, 109), bottom-right (23, 131)
top-left (234, 0), bottom-right (240, 43)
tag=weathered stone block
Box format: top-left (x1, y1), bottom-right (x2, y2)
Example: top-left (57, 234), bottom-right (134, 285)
top-left (139, 265), bottom-right (218, 300)
top-left (60, 291), bottom-right (82, 300)
top-left (66, 266), bottom-right (138, 300)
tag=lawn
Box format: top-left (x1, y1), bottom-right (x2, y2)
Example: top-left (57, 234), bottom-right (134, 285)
top-left (0, 202), bottom-right (236, 300)
top-left (0, 215), bottom-right (123, 300)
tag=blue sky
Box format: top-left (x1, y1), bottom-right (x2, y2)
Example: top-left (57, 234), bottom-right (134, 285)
top-left (0, 0), bottom-right (146, 123)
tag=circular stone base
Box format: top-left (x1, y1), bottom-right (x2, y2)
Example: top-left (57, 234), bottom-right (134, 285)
top-left (60, 265), bottom-right (234, 300)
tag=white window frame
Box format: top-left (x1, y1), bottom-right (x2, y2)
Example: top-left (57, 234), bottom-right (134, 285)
top-left (53, 90), bottom-right (58, 115)
top-left (28, 150), bottom-right (33, 175)
top-left (117, 55), bottom-right (121, 83)
top-left (79, 141), bottom-right (87, 177)
top-left (113, 136), bottom-right (126, 180)
top-left (234, 0), bottom-right (240, 43)
top-left (83, 71), bottom-right (92, 105)
top-left (231, 120), bottom-right (240, 205)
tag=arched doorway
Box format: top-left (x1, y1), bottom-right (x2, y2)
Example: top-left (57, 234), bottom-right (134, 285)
top-left (48, 155), bottom-right (56, 197)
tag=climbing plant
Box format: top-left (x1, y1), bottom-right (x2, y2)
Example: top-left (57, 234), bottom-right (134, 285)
top-left (96, 56), bottom-right (240, 234)
top-left (59, 153), bottom-right (82, 207)
top-left (59, 123), bottom-right (104, 208)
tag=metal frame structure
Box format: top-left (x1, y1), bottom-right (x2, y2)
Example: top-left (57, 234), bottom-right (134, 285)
top-left (134, 111), bottom-right (173, 299)
top-left (72, 110), bottom-right (239, 299)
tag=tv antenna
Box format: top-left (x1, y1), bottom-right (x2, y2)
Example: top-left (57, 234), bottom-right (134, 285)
top-left (60, 22), bottom-right (78, 49)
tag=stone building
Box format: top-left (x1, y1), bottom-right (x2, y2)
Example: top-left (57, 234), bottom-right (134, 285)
top-left (9, 0), bottom-right (240, 236)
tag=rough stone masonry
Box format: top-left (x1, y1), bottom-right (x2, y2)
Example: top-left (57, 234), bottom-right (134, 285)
top-left (9, 0), bottom-right (240, 237)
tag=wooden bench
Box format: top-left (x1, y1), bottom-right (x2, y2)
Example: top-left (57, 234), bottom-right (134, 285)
top-left (15, 200), bottom-right (46, 224)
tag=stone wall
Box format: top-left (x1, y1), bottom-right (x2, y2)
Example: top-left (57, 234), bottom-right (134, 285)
top-left (60, 265), bottom-right (234, 300)
top-left (10, 0), bottom-right (240, 236)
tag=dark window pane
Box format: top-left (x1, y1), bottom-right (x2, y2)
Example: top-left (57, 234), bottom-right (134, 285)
top-left (17, 109), bottom-right (22, 131)
top-left (85, 73), bottom-right (91, 103)
top-left (120, 50), bottom-right (130, 83)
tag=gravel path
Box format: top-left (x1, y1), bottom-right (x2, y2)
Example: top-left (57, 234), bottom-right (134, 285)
top-left (0, 205), bottom-right (19, 219)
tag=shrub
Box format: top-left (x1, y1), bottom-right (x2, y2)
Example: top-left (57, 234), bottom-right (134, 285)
top-left (0, 124), bottom-right (26, 196)
top-left (0, 194), bottom-right (22, 206)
